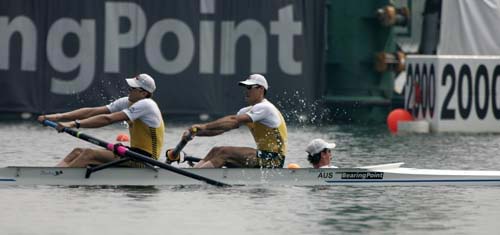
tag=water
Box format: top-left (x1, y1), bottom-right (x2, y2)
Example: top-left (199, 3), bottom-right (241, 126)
top-left (1, 122), bottom-right (500, 235)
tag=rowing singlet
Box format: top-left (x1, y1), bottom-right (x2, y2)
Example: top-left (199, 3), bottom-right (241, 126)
top-left (107, 97), bottom-right (165, 160)
top-left (237, 99), bottom-right (287, 156)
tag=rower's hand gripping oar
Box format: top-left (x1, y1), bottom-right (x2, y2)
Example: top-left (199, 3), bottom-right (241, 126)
top-left (166, 128), bottom-right (235, 167)
top-left (42, 120), bottom-right (229, 187)
top-left (165, 127), bottom-right (196, 164)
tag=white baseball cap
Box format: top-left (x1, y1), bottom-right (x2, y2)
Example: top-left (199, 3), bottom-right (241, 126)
top-left (126, 73), bottom-right (156, 93)
top-left (306, 139), bottom-right (336, 155)
top-left (238, 74), bottom-right (268, 90)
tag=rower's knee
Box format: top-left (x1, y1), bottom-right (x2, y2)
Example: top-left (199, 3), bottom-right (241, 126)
top-left (63, 148), bottom-right (85, 162)
top-left (206, 147), bottom-right (234, 163)
top-left (207, 146), bottom-right (222, 156)
top-left (202, 146), bottom-right (229, 168)
top-left (203, 147), bottom-right (224, 162)
top-left (79, 148), bottom-right (97, 161)
top-left (69, 148), bottom-right (84, 155)
top-left (216, 147), bottom-right (231, 157)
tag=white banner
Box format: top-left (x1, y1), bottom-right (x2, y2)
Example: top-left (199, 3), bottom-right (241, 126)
top-left (438, 0), bottom-right (500, 55)
top-left (405, 55), bottom-right (500, 132)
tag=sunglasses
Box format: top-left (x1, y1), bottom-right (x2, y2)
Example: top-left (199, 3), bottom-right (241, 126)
top-left (245, 85), bottom-right (261, 90)
top-left (128, 87), bottom-right (145, 92)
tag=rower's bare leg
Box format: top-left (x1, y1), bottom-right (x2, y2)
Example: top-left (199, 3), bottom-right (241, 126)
top-left (56, 148), bottom-right (84, 167)
top-left (66, 148), bottom-right (117, 167)
top-left (195, 160), bottom-right (215, 168)
top-left (194, 146), bottom-right (256, 168)
top-left (194, 147), bottom-right (223, 168)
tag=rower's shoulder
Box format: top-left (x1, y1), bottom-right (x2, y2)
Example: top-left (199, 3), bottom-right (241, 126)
top-left (255, 99), bottom-right (282, 112)
top-left (133, 98), bottom-right (160, 108)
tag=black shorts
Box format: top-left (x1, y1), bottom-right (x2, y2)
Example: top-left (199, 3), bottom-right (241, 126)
top-left (119, 147), bottom-right (154, 168)
top-left (255, 150), bottom-right (285, 168)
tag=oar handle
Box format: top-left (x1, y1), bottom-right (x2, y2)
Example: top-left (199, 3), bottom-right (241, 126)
top-left (171, 127), bottom-right (197, 157)
top-left (43, 120), bottom-right (58, 128)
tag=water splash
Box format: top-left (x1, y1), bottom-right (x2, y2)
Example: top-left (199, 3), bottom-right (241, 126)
top-left (71, 77), bottom-right (126, 107)
top-left (272, 90), bottom-right (333, 126)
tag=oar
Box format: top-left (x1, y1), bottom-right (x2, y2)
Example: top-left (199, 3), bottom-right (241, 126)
top-left (166, 127), bottom-right (196, 163)
top-left (166, 129), bottom-right (237, 168)
top-left (42, 120), bottom-right (229, 187)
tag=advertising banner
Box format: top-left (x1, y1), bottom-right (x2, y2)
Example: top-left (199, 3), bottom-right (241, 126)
top-left (405, 55), bottom-right (500, 132)
top-left (0, 0), bottom-right (325, 117)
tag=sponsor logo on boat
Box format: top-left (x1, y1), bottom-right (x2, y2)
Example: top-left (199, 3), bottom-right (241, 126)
top-left (340, 172), bottom-right (384, 180)
top-left (317, 171), bottom-right (384, 180)
top-left (40, 170), bottom-right (64, 176)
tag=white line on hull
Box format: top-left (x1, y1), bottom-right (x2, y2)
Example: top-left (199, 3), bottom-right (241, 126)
top-left (2, 163), bottom-right (500, 186)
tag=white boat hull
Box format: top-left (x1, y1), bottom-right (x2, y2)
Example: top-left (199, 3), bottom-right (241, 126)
top-left (2, 164), bottom-right (500, 186)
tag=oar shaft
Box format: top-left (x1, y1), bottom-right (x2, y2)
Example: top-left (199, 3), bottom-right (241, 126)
top-left (171, 128), bottom-right (196, 157)
top-left (171, 138), bottom-right (189, 158)
top-left (42, 120), bottom-right (229, 187)
top-left (44, 119), bottom-right (110, 149)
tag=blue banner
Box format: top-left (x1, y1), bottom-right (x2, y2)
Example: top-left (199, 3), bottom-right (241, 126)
top-left (0, 0), bottom-right (325, 117)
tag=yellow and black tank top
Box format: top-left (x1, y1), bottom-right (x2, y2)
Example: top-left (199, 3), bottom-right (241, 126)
top-left (107, 97), bottom-right (165, 160)
top-left (129, 119), bottom-right (164, 160)
top-left (243, 104), bottom-right (287, 156)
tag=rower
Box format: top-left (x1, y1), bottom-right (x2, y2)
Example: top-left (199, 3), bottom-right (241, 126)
top-left (38, 74), bottom-right (165, 168)
top-left (305, 139), bottom-right (337, 168)
top-left (167, 74), bottom-right (288, 168)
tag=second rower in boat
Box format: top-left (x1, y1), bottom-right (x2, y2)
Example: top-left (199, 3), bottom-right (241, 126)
top-left (168, 74), bottom-right (288, 168)
top-left (305, 139), bottom-right (337, 168)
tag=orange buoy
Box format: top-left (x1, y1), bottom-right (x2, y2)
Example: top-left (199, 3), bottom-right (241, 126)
top-left (287, 163), bottom-right (301, 169)
top-left (387, 109), bottom-right (413, 133)
top-left (116, 133), bottom-right (130, 142)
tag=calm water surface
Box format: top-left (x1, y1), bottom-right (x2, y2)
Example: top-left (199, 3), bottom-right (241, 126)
top-left (1, 122), bottom-right (500, 235)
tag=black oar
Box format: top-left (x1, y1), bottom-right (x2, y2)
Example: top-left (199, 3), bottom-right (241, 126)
top-left (42, 120), bottom-right (229, 187)
top-left (166, 130), bottom-right (237, 168)
top-left (166, 128), bottom-right (196, 164)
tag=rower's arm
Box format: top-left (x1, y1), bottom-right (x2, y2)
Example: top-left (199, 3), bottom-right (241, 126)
top-left (62, 111), bottom-right (129, 129)
top-left (43, 106), bottom-right (110, 121)
top-left (195, 114), bottom-right (251, 136)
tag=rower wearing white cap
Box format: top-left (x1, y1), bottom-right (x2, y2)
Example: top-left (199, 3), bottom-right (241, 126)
top-left (170, 74), bottom-right (288, 168)
top-left (306, 139), bottom-right (337, 168)
top-left (38, 73), bottom-right (165, 168)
